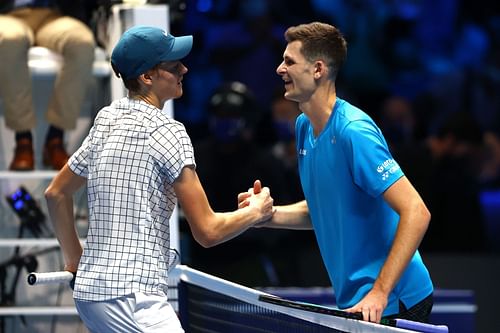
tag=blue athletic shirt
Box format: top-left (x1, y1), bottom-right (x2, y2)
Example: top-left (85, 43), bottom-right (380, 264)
top-left (295, 98), bottom-right (433, 316)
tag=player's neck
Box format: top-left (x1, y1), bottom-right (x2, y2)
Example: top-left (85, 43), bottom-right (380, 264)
top-left (301, 87), bottom-right (336, 136)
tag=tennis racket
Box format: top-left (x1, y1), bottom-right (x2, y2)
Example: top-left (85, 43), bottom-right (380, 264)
top-left (258, 294), bottom-right (448, 333)
top-left (259, 294), bottom-right (362, 320)
top-left (27, 248), bottom-right (181, 287)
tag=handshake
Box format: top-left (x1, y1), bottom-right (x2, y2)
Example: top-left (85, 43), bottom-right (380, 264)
top-left (237, 180), bottom-right (276, 227)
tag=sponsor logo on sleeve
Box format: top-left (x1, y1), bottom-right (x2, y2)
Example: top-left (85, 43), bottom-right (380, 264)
top-left (377, 159), bottom-right (400, 180)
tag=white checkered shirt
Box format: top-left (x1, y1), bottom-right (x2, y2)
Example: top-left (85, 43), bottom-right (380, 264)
top-left (68, 97), bottom-right (195, 301)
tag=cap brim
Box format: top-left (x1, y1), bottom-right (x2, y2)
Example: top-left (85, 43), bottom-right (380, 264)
top-left (162, 35), bottom-right (193, 61)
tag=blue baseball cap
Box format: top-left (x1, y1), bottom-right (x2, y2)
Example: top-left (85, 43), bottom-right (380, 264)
top-left (111, 25), bottom-right (193, 79)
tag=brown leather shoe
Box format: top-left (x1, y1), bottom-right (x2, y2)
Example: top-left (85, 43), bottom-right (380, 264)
top-left (9, 138), bottom-right (35, 171)
top-left (43, 137), bottom-right (69, 170)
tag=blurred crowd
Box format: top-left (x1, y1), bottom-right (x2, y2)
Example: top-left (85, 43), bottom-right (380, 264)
top-left (2, 0), bottom-right (498, 287)
top-left (169, 0), bottom-right (500, 285)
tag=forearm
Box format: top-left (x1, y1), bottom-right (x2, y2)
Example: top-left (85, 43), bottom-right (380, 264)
top-left (176, 169), bottom-right (275, 247)
top-left (373, 205), bottom-right (429, 296)
top-left (262, 200), bottom-right (312, 229)
top-left (46, 192), bottom-right (82, 271)
top-left (206, 206), bottom-right (265, 246)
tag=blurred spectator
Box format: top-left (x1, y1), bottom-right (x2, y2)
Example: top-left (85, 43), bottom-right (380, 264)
top-left (422, 19), bottom-right (495, 135)
top-left (481, 20), bottom-right (500, 179)
top-left (481, 99), bottom-right (500, 188)
top-left (185, 82), bottom-right (293, 285)
top-left (411, 0), bottom-right (458, 60)
top-left (464, 19), bottom-right (500, 134)
top-left (193, 81), bottom-right (289, 211)
top-left (327, 1), bottom-right (391, 117)
top-left (177, 0), bottom-right (291, 144)
top-left (380, 16), bottom-right (429, 101)
top-left (482, 131), bottom-right (500, 188)
top-left (378, 95), bottom-right (416, 149)
top-left (269, 88), bottom-right (303, 204)
top-left (173, 29), bottom-right (222, 143)
top-left (207, 0), bottom-right (284, 116)
top-left (0, 0), bottom-right (96, 170)
top-left (395, 111), bottom-right (488, 252)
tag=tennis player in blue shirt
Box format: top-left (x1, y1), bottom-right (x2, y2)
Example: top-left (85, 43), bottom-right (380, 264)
top-left (240, 22), bottom-right (433, 324)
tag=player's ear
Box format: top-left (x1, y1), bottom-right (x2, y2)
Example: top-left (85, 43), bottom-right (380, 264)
top-left (139, 72), bottom-right (154, 85)
top-left (314, 60), bottom-right (327, 79)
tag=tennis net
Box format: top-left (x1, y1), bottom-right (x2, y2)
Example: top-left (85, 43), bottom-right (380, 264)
top-left (171, 265), bottom-right (446, 333)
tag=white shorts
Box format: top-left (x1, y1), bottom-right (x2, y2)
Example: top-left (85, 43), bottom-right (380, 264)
top-left (75, 292), bottom-right (184, 333)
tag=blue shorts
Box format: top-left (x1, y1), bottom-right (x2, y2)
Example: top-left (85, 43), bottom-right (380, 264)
top-left (75, 292), bottom-right (184, 333)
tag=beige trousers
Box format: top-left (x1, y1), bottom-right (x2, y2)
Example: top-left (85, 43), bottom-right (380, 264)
top-left (0, 7), bottom-right (95, 131)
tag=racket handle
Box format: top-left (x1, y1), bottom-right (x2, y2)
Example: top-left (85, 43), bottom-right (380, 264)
top-left (27, 271), bottom-right (76, 288)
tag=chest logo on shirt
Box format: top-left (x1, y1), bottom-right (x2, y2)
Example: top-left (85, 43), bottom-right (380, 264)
top-left (299, 148), bottom-right (307, 156)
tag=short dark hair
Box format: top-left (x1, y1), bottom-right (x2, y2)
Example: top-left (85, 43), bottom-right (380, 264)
top-left (284, 22), bottom-right (347, 79)
top-left (111, 61), bottom-right (174, 93)
top-left (111, 62), bottom-right (142, 92)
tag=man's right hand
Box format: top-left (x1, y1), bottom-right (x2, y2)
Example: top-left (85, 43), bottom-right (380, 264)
top-left (238, 180), bottom-right (263, 209)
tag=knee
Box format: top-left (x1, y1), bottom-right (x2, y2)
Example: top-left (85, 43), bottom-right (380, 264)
top-left (70, 26), bottom-right (95, 50)
top-left (62, 32), bottom-right (96, 66)
top-left (56, 17), bottom-right (96, 62)
top-left (0, 17), bottom-right (31, 48)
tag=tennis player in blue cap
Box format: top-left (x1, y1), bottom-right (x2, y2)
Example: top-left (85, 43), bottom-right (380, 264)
top-left (45, 25), bottom-right (274, 332)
